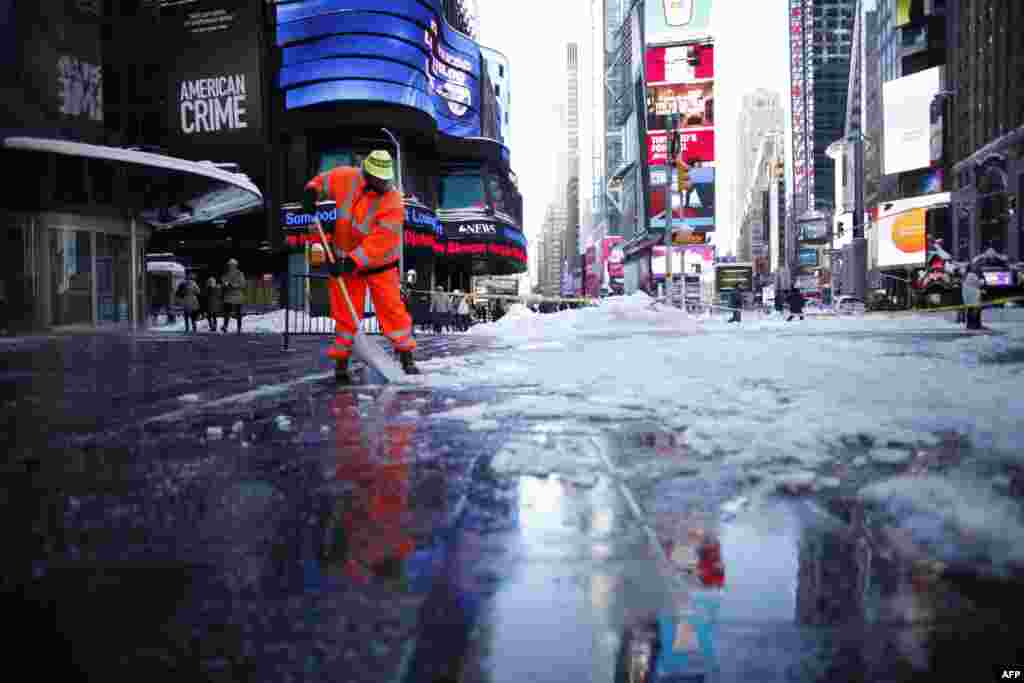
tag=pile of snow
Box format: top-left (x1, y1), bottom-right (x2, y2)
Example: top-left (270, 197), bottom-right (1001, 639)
top-left (468, 292), bottom-right (702, 345)
top-left (414, 297), bottom-right (1024, 483)
top-left (860, 475), bottom-right (1024, 576)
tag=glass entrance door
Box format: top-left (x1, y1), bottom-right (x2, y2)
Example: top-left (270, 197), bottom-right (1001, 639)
top-left (97, 234), bottom-right (131, 324)
top-left (50, 228), bottom-right (93, 327)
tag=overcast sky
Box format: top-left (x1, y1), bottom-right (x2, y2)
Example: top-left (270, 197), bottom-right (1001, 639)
top-left (477, 0), bottom-right (790, 268)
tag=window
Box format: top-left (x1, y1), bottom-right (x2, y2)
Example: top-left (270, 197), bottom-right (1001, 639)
top-left (318, 147), bottom-right (356, 175)
top-left (498, 64), bottom-right (504, 77)
top-left (495, 84), bottom-right (500, 97)
top-left (439, 172), bottom-right (486, 210)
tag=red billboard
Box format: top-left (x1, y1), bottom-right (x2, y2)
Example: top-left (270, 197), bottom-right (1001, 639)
top-left (647, 129), bottom-right (715, 164)
top-left (645, 44), bottom-right (714, 84)
top-left (647, 82), bottom-right (714, 131)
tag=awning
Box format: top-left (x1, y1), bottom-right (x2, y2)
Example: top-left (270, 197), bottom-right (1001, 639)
top-left (2, 136), bottom-right (264, 229)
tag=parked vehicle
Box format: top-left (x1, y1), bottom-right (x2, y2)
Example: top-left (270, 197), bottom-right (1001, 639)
top-left (834, 295), bottom-right (866, 315)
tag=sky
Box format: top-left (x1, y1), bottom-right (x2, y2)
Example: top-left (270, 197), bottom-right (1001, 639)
top-left (476, 0), bottom-right (791, 273)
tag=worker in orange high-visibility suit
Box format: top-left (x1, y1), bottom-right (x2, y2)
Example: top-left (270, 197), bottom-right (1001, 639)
top-left (323, 392), bottom-right (416, 585)
top-left (304, 150), bottom-right (419, 382)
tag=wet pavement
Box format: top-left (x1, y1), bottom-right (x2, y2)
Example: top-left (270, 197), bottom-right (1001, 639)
top-left (2, 328), bottom-right (1023, 682)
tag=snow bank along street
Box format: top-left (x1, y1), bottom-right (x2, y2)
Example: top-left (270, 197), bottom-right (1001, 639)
top-left (413, 292), bottom-right (1024, 577)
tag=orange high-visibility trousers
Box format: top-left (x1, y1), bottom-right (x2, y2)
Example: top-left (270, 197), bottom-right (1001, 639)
top-left (326, 267), bottom-right (416, 360)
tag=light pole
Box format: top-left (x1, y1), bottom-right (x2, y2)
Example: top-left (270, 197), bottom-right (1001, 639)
top-left (848, 131), bottom-right (868, 301)
top-left (380, 127), bottom-right (404, 280)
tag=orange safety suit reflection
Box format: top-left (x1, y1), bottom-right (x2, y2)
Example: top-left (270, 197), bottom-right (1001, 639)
top-left (305, 166), bottom-right (416, 360)
top-left (327, 393), bottom-right (416, 583)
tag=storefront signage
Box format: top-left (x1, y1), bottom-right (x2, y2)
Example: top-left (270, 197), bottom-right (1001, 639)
top-left (405, 205), bottom-right (443, 238)
top-left (458, 223), bottom-right (497, 235)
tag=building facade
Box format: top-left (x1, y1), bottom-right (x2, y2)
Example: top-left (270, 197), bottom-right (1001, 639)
top-left (566, 42), bottom-right (582, 293)
top-left (538, 203), bottom-right (567, 297)
top-left (272, 0), bottom-right (526, 297)
top-left (947, 0), bottom-right (1024, 266)
top-left (789, 0), bottom-right (857, 215)
top-left (735, 91), bottom-right (783, 222)
top-left (0, 0), bottom-right (263, 334)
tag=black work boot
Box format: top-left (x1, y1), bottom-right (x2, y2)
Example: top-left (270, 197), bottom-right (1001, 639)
top-left (335, 358), bottom-right (353, 384)
top-left (399, 351), bottom-right (420, 375)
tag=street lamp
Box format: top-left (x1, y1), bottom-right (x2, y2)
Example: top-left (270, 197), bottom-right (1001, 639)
top-left (380, 127), bottom-right (404, 280)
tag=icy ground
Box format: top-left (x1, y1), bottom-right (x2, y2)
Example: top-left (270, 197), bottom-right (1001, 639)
top-left (404, 292), bottom-right (1024, 576)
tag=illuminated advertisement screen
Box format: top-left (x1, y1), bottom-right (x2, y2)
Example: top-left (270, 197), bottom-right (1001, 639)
top-left (275, 0), bottom-right (483, 138)
top-left (162, 0), bottom-right (263, 139)
top-left (649, 167), bottom-right (715, 231)
top-left (645, 44), bottom-right (714, 84)
top-left (647, 82), bottom-right (714, 131)
top-left (798, 247), bottom-right (818, 266)
top-left (645, 0), bottom-right (714, 46)
top-left (647, 129), bottom-right (715, 165)
top-left (883, 67), bottom-right (941, 175)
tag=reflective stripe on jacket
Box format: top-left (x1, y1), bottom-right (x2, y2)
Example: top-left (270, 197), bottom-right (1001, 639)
top-left (305, 166), bottom-right (404, 272)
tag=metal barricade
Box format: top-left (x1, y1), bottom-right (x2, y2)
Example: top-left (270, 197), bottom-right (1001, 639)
top-left (283, 273), bottom-right (381, 350)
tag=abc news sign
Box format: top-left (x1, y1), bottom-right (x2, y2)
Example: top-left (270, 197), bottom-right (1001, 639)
top-left (445, 221), bottom-right (499, 239)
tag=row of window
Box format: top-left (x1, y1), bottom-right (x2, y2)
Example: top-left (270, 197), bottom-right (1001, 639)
top-left (315, 147), bottom-right (522, 226)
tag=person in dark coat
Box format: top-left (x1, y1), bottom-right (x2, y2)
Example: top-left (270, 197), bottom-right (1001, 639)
top-left (775, 290), bottom-right (786, 315)
top-left (787, 289), bottom-right (806, 321)
top-left (204, 277), bottom-right (224, 332)
top-left (221, 258), bottom-right (246, 333)
top-left (727, 286), bottom-right (744, 323)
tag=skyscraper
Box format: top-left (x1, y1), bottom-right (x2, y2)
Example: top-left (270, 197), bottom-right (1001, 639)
top-left (789, 0), bottom-right (858, 214)
top-left (566, 42), bottom-right (581, 292)
top-left (735, 90), bottom-right (783, 228)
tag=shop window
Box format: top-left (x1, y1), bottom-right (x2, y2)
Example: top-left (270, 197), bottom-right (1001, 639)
top-left (51, 229), bottom-right (93, 326)
top-left (439, 171), bottom-right (486, 211)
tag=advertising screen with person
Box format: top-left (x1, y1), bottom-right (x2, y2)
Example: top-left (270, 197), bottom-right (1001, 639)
top-left (647, 83), bottom-right (714, 131)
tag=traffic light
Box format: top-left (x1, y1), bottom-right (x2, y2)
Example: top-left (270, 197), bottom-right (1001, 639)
top-left (676, 158), bottom-right (690, 194)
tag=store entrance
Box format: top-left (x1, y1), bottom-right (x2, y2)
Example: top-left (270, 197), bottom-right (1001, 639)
top-left (97, 234), bottom-right (131, 324)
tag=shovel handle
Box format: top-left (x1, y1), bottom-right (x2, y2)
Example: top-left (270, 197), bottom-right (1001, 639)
top-left (313, 218), bottom-right (362, 327)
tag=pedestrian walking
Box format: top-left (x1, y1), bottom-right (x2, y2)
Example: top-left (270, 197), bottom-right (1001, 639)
top-left (204, 276), bottom-right (223, 331)
top-left (775, 291), bottom-right (786, 316)
top-left (727, 286), bottom-right (743, 323)
top-left (221, 258), bottom-right (246, 333)
top-left (961, 269), bottom-right (984, 330)
top-left (786, 289), bottom-right (806, 321)
top-left (454, 289), bottom-right (471, 331)
top-left (176, 273), bottom-right (201, 333)
top-left (302, 149), bottom-right (420, 380)
top-left (430, 285), bottom-right (451, 334)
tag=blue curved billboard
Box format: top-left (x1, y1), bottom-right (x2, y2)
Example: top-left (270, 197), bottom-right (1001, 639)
top-left (275, 0), bottom-right (484, 138)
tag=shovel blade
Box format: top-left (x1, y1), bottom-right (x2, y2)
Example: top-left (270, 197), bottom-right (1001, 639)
top-left (352, 334), bottom-right (406, 384)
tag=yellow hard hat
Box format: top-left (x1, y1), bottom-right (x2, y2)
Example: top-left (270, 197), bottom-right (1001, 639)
top-left (363, 150), bottom-right (395, 181)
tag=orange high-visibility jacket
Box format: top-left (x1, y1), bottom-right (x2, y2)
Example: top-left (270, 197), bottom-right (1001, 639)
top-left (305, 166), bottom-right (404, 271)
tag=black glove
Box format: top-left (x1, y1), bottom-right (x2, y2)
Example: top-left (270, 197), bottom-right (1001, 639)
top-left (303, 187), bottom-right (319, 216)
top-left (327, 256), bottom-right (358, 277)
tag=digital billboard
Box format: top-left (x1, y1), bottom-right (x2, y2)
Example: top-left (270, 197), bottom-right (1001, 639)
top-left (647, 129), bottom-right (715, 165)
top-left (275, 0), bottom-right (484, 139)
top-left (645, 0), bottom-right (714, 46)
top-left (3, 0), bottom-right (104, 136)
top-left (798, 247), bottom-right (818, 267)
top-left (649, 167), bottom-right (715, 231)
top-left (875, 192), bottom-right (948, 268)
top-left (162, 0), bottom-right (263, 140)
top-left (883, 67), bottom-right (941, 175)
top-left (645, 44), bottom-right (714, 84)
top-left (647, 82), bottom-right (714, 131)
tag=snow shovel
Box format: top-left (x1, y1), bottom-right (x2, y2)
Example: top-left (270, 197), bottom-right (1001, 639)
top-left (313, 218), bottom-right (406, 384)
